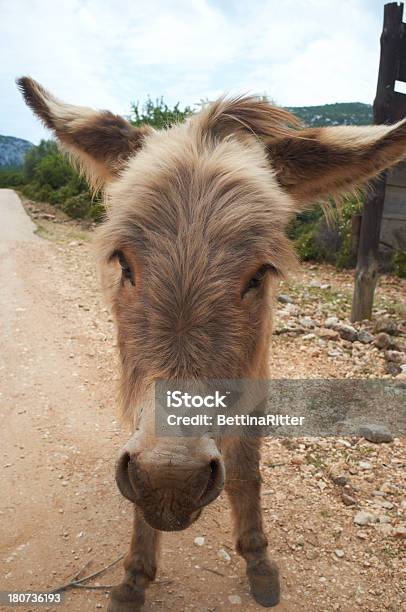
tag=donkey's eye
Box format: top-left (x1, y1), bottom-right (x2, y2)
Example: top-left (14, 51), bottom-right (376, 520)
top-left (242, 264), bottom-right (273, 298)
top-left (116, 251), bottom-right (135, 286)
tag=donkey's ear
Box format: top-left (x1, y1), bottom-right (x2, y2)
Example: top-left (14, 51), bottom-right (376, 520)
top-left (266, 122), bottom-right (406, 205)
top-left (16, 77), bottom-right (152, 190)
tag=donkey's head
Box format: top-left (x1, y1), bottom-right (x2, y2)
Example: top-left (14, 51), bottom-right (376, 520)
top-left (18, 77), bottom-right (406, 530)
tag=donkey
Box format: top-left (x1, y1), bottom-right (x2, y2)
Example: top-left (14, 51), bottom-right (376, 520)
top-left (17, 77), bottom-right (406, 610)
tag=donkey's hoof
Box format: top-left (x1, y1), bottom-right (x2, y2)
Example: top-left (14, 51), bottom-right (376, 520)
top-left (247, 558), bottom-right (280, 607)
top-left (107, 583), bottom-right (145, 612)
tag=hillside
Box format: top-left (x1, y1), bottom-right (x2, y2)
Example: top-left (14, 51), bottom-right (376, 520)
top-left (0, 135), bottom-right (33, 167)
top-left (287, 102), bottom-right (373, 127)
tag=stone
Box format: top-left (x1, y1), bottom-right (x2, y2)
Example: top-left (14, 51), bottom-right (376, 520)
top-left (336, 324), bottom-right (358, 342)
top-left (342, 492), bottom-right (357, 506)
top-left (376, 524), bottom-right (393, 536)
top-left (357, 329), bottom-right (374, 344)
top-left (384, 362), bottom-right (401, 376)
top-left (393, 526), bottom-right (406, 538)
top-left (359, 424), bottom-right (393, 444)
top-left (384, 350), bottom-right (405, 364)
top-left (380, 500), bottom-right (394, 510)
top-left (374, 332), bottom-right (391, 350)
top-left (218, 548), bottom-right (231, 562)
top-left (318, 328), bottom-right (339, 341)
top-left (377, 515), bottom-right (391, 523)
top-left (358, 461), bottom-right (372, 470)
top-left (228, 595), bottom-right (242, 605)
top-left (299, 317), bottom-right (315, 329)
top-left (277, 294), bottom-right (294, 304)
top-left (334, 549), bottom-right (345, 558)
top-left (354, 511), bottom-right (376, 525)
top-left (374, 319), bottom-right (397, 335)
top-left (194, 537), bottom-right (205, 546)
top-left (331, 473), bottom-right (348, 486)
top-left (325, 316), bottom-right (339, 329)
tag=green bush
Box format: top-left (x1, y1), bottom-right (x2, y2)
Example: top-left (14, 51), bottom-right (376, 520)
top-left (392, 251), bottom-right (406, 278)
top-left (287, 198), bottom-right (362, 268)
top-left (130, 96), bottom-right (192, 129)
top-left (16, 138), bottom-right (100, 218)
top-left (0, 167), bottom-right (25, 187)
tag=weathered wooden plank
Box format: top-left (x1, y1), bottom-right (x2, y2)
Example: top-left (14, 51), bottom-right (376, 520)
top-left (390, 91), bottom-right (406, 121)
top-left (386, 161), bottom-right (406, 187)
top-left (383, 184), bottom-right (406, 219)
top-left (380, 218), bottom-right (406, 250)
top-left (397, 21), bottom-right (406, 80)
top-left (352, 2), bottom-right (405, 322)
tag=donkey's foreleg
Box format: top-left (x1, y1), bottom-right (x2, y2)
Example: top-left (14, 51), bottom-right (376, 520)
top-left (224, 437), bottom-right (280, 608)
top-left (108, 508), bottom-right (160, 612)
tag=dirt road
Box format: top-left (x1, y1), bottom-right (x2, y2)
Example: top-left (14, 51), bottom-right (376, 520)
top-left (0, 190), bottom-right (404, 612)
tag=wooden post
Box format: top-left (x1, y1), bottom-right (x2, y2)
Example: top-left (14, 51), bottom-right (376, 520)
top-left (351, 3), bottom-right (404, 322)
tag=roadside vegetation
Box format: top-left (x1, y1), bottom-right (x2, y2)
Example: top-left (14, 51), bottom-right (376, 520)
top-left (0, 97), bottom-right (404, 276)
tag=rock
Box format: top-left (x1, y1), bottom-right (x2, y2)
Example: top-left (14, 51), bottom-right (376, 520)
top-left (376, 524), bottom-right (393, 536)
top-left (358, 461), bottom-right (372, 470)
top-left (341, 492), bottom-right (357, 506)
top-left (377, 515), bottom-right (391, 523)
top-left (331, 473), bottom-right (348, 486)
top-left (334, 549), bottom-right (345, 558)
top-left (393, 526), bottom-right (406, 538)
top-left (336, 324), bottom-right (358, 342)
top-left (354, 511), bottom-right (376, 525)
top-left (277, 294), bottom-right (294, 304)
top-left (194, 537), bottom-right (205, 546)
top-left (359, 424), bottom-right (393, 444)
top-left (228, 595), bottom-right (242, 605)
top-left (318, 328), bottom-right (339, 341)
top-left (384, 350), bottom-right (405, 364)
top-left (218, 548), bottom-right (231, 562)
top-left (357, 329), bottom-right (374, 344)
top-left (374, 319), bottom-right (397, 335)
top-left (379, 500), bottom-right (394, 510)
top-left (325, 316), bottom-right (339, 329)
top-left (374, 332), bottom-right (391, 350)
top-left (299, 317), bottom-right (315, 329)
top-left (384, 362), bottom-right (401, 376)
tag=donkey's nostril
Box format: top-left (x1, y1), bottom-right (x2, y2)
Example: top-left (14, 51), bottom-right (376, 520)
top-left (209, 459), bottom-right (219, 483)
top-left (196, 457), bottom-right (225, 509)
top-left (115, 450), bottom-right (139, 504)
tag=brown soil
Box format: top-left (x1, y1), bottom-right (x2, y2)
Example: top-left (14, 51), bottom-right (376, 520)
top-left (1, 193), bottom-right (405, 612)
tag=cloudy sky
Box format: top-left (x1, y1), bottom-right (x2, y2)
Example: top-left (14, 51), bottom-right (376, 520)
top-left (1, 0), bottom-right (388, 143)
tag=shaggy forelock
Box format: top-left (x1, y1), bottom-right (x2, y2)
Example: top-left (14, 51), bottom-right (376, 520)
top-left (99, 118), bottom-right (297, 274)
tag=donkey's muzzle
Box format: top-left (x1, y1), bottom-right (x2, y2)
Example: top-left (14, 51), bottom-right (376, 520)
top-left (115, 439), bottom-right (225, 531)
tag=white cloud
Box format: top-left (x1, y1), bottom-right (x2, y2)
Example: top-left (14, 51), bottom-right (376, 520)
top-left (0, 0), bottom-right (384, 143)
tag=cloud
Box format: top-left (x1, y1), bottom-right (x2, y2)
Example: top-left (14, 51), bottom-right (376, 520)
top-left (0, 0), bottom-right (384, 143)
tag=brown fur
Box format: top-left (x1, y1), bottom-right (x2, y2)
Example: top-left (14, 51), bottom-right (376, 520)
top-left (17, 77), bottom-right (406, 610)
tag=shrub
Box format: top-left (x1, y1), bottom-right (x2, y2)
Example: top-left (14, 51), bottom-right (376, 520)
top-left (287, 198), bottom-right (362, 268)
top-left (0, 167), bottom-right (25, 187)
top-left (130, 96), bottom-right (192, 129)
top-left (392, 251), bottom-right (406, 278)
